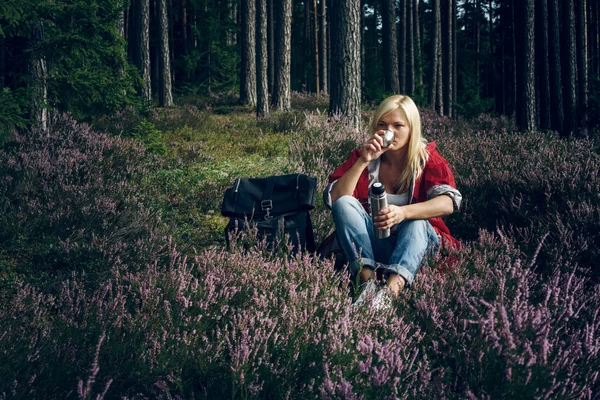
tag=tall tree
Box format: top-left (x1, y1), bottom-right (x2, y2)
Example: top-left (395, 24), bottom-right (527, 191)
top-left (406, 0), bottom-right (415, 95)
top-left (381, 0), bottom-right (400, 93)
top-left (240, 0), bottom-right (257, 106)
top-left (563, 0), bottom-right (577, 137)
top-left (576, 0), bottom-right (588, 128)
top-left (536, 0), bottom-right (551, 130)
top-left (157, 0), bottom-right (173, 107)
top-left (256, 0), bottom-right (269, 116)
top-left (442, 0), bottom-right (453, 117)
top-left (314, 0), bottom-right (320, 94)
top-left (29, 22), bottom-right (48, 131)
top-left (429, 0), bottom-right (442, 113)
top-left (548, 0), bottom-right (564, 133)
top-left (414, 0), bottom-right (423, 93)
top-left (515, 0), bottom-right (536, 131)
top-left (267, 0), bottom-right (274, 92)
top-left (138, 0), bottom-right (151, 102)
top-left (320, 0), bottom-right (328, 95)
top-left (329, 0), bottom-right (361, 130)
top-left (273, 0), bottom-right (292, 110)
top-left (398, 0), bottom-right (407, 93)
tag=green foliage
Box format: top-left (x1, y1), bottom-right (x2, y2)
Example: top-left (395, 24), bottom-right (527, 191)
top-left (0, 88), bottom-right (28, 145)
top-left (131, 120), bottom-right (168, 155)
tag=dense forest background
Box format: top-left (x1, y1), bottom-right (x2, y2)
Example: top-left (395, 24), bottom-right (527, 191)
top-left (1, 0), bottom-right (598, 137)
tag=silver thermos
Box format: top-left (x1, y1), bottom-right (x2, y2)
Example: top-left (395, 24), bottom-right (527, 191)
top-left (370, 182), bottom-right (390, 239)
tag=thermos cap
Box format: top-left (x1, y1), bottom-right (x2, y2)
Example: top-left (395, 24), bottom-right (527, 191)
top-left (371, 182), bottom-right (386, 195)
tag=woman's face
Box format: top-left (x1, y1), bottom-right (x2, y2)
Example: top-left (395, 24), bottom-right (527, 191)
top-left (376, 107), bottom-right (411, 152)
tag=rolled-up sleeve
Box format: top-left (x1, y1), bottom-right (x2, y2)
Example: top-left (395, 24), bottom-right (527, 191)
top-left (423, 161), bottom-right (462, 212)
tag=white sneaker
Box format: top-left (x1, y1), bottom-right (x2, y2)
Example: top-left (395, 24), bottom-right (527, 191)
top-left (353, 280), bottom-right (378, 306)
top-left (371, 288), bottom-right (393, 311)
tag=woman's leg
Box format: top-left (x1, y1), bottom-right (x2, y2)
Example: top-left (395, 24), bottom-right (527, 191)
top-left (385, 219), bottom-right (440, 292)
top-left (331, 196), bottom-right (377, 278)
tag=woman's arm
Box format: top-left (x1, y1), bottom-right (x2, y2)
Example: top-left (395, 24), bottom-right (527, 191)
top-left (374, 195), bottom-right (454, 231)
top-left (329, 158), bottom-right (369, 204)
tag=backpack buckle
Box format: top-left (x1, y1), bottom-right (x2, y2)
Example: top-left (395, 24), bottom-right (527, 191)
top-left (261, 200), bottom-right (273, 220)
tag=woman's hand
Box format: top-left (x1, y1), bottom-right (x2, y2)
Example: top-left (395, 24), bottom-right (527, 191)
top-left (360, 131), bottom-right (390, 163)
top-left (373, 205), bottom-right (407, 231)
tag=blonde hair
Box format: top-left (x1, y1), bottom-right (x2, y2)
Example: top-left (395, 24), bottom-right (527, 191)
top-left (369, 95), bottom-right (429, 193)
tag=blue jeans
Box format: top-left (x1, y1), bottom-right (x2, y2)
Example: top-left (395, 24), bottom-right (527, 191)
top-left (332, 195), bottom-right (440, 286)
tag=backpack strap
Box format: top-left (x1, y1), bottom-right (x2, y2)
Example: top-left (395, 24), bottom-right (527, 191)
top-left (261, 176), bottom-right (276, 220)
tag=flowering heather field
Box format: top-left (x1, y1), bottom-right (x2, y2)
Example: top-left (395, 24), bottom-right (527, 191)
top-left (1, 96), bottom-right (599, 398)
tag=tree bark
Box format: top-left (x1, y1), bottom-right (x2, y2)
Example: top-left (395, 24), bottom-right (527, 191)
top-left (138, 0), bottom-right (152, 103)
top-left (329, 0), bottom-right (361, 131)
top-left (398, 0), bottom-right (406, 93)
top-left (29, 22), bottom-right (48, 131)
top-left (537, 0), bottom-right (551, 130)
top-left (273, 0), bottom-right (292, 110)
top-left (563, 0), bottom-right (577, 137)
top-left (576, 0), bottom-right (588, 129)
top-left (256, 0), bottom-right (269, 116)
top-left (381, 0), bottom-right (400, 93)
top-left (314, 0), bottom-right (320, 94)
top-left (268, 0), bottom-right (274, 92)
top-left (515, 0), bottom-right (536, 132)
top-left (240, 0), bottom-right (257, 105)
top-left (442, 0), bottom-right (453, 117)
top-left (429, 0), bottom-right (441, 112)
top-left (158, 0), bottom-right (173, 106)
top-left (320, 0), bottom-right (328, 95)
top-left (414, 0), bottom-right (423, 93)
top-left (549, 0), bottom-right (564, 133)
top-left (406, 0), bottom-right (414, 95)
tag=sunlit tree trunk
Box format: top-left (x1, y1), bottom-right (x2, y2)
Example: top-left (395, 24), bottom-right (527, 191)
top-left (406, 0), bottom-right (414, 95)
top-left (313, 0), bottom-right (320, 94)
top-left (381, 0), bottom-right (400, 93)
top-left (158, 0), bottom-right (173, 106)
top-left (240, 0), bottom-right (257, 105)
top-left (256, 0), bottom-right (269, 116)
top-left (273, 0), bottom-right (292, 110)
top-left (429, 0), bottom-right (441, 113)
top-left (329, 0), bottom-right (361, 130)
top-left (414, 0), bottom-right (423, 94)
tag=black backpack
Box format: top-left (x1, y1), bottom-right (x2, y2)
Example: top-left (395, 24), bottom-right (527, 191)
top-left (221, 174), bottom-right (317, 253)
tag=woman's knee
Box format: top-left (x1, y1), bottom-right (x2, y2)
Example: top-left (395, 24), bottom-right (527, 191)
top-left (332, 195), bottom-right (362, 214)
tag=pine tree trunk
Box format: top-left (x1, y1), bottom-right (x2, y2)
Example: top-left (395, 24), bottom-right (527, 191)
top-left (549, 0), bottom-right (564, 133)
top-left (429, 0), bottom-right (441, 112)
top-left (414, 0), bottom-right (423, 93)
top-left (268, 0), bottom-right (274, 92)
top-left (511, 0), bottom-right (517, 118)
top-left (240, 0), bottom-right (257, 105)
top-left (138, 0), bottom-right (152, 102)
top-left (406, 0), bottom-right (414, 95)
top-left (329, 0), bottom-right (361, 130)
top-left (158, 0), bottom-right (173, 106)
top-left (442, 0), bottom-right (452, 117)
top-left (381, 0), bottom-right (400, 93)
top-left (489, 0), bottom-right (495, 107)
top-left (576, 0), bottom-right (588, 129)
top-left (29, 22), bottom-right (48, 131)
top-left (516, 0), bottom-right (536, 132)
top-left (398, 0), bottom-right (406, 93)
top-left (563, 0), bottom-right (577, 137)
top-left (452, 0), bottom-right (457, 116)
top-left (320, 0), bottom-right (328, 95)
top-left (256, 0), bottom-right (269, 116)
top-left (304, 1), bottom-right (310, 91)
top-left (537, 0), bottom-right (551, 130)
top-left (273, 0), bottom-right (292, 110)
top-left (313, 0), bottom-right (320, 94)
